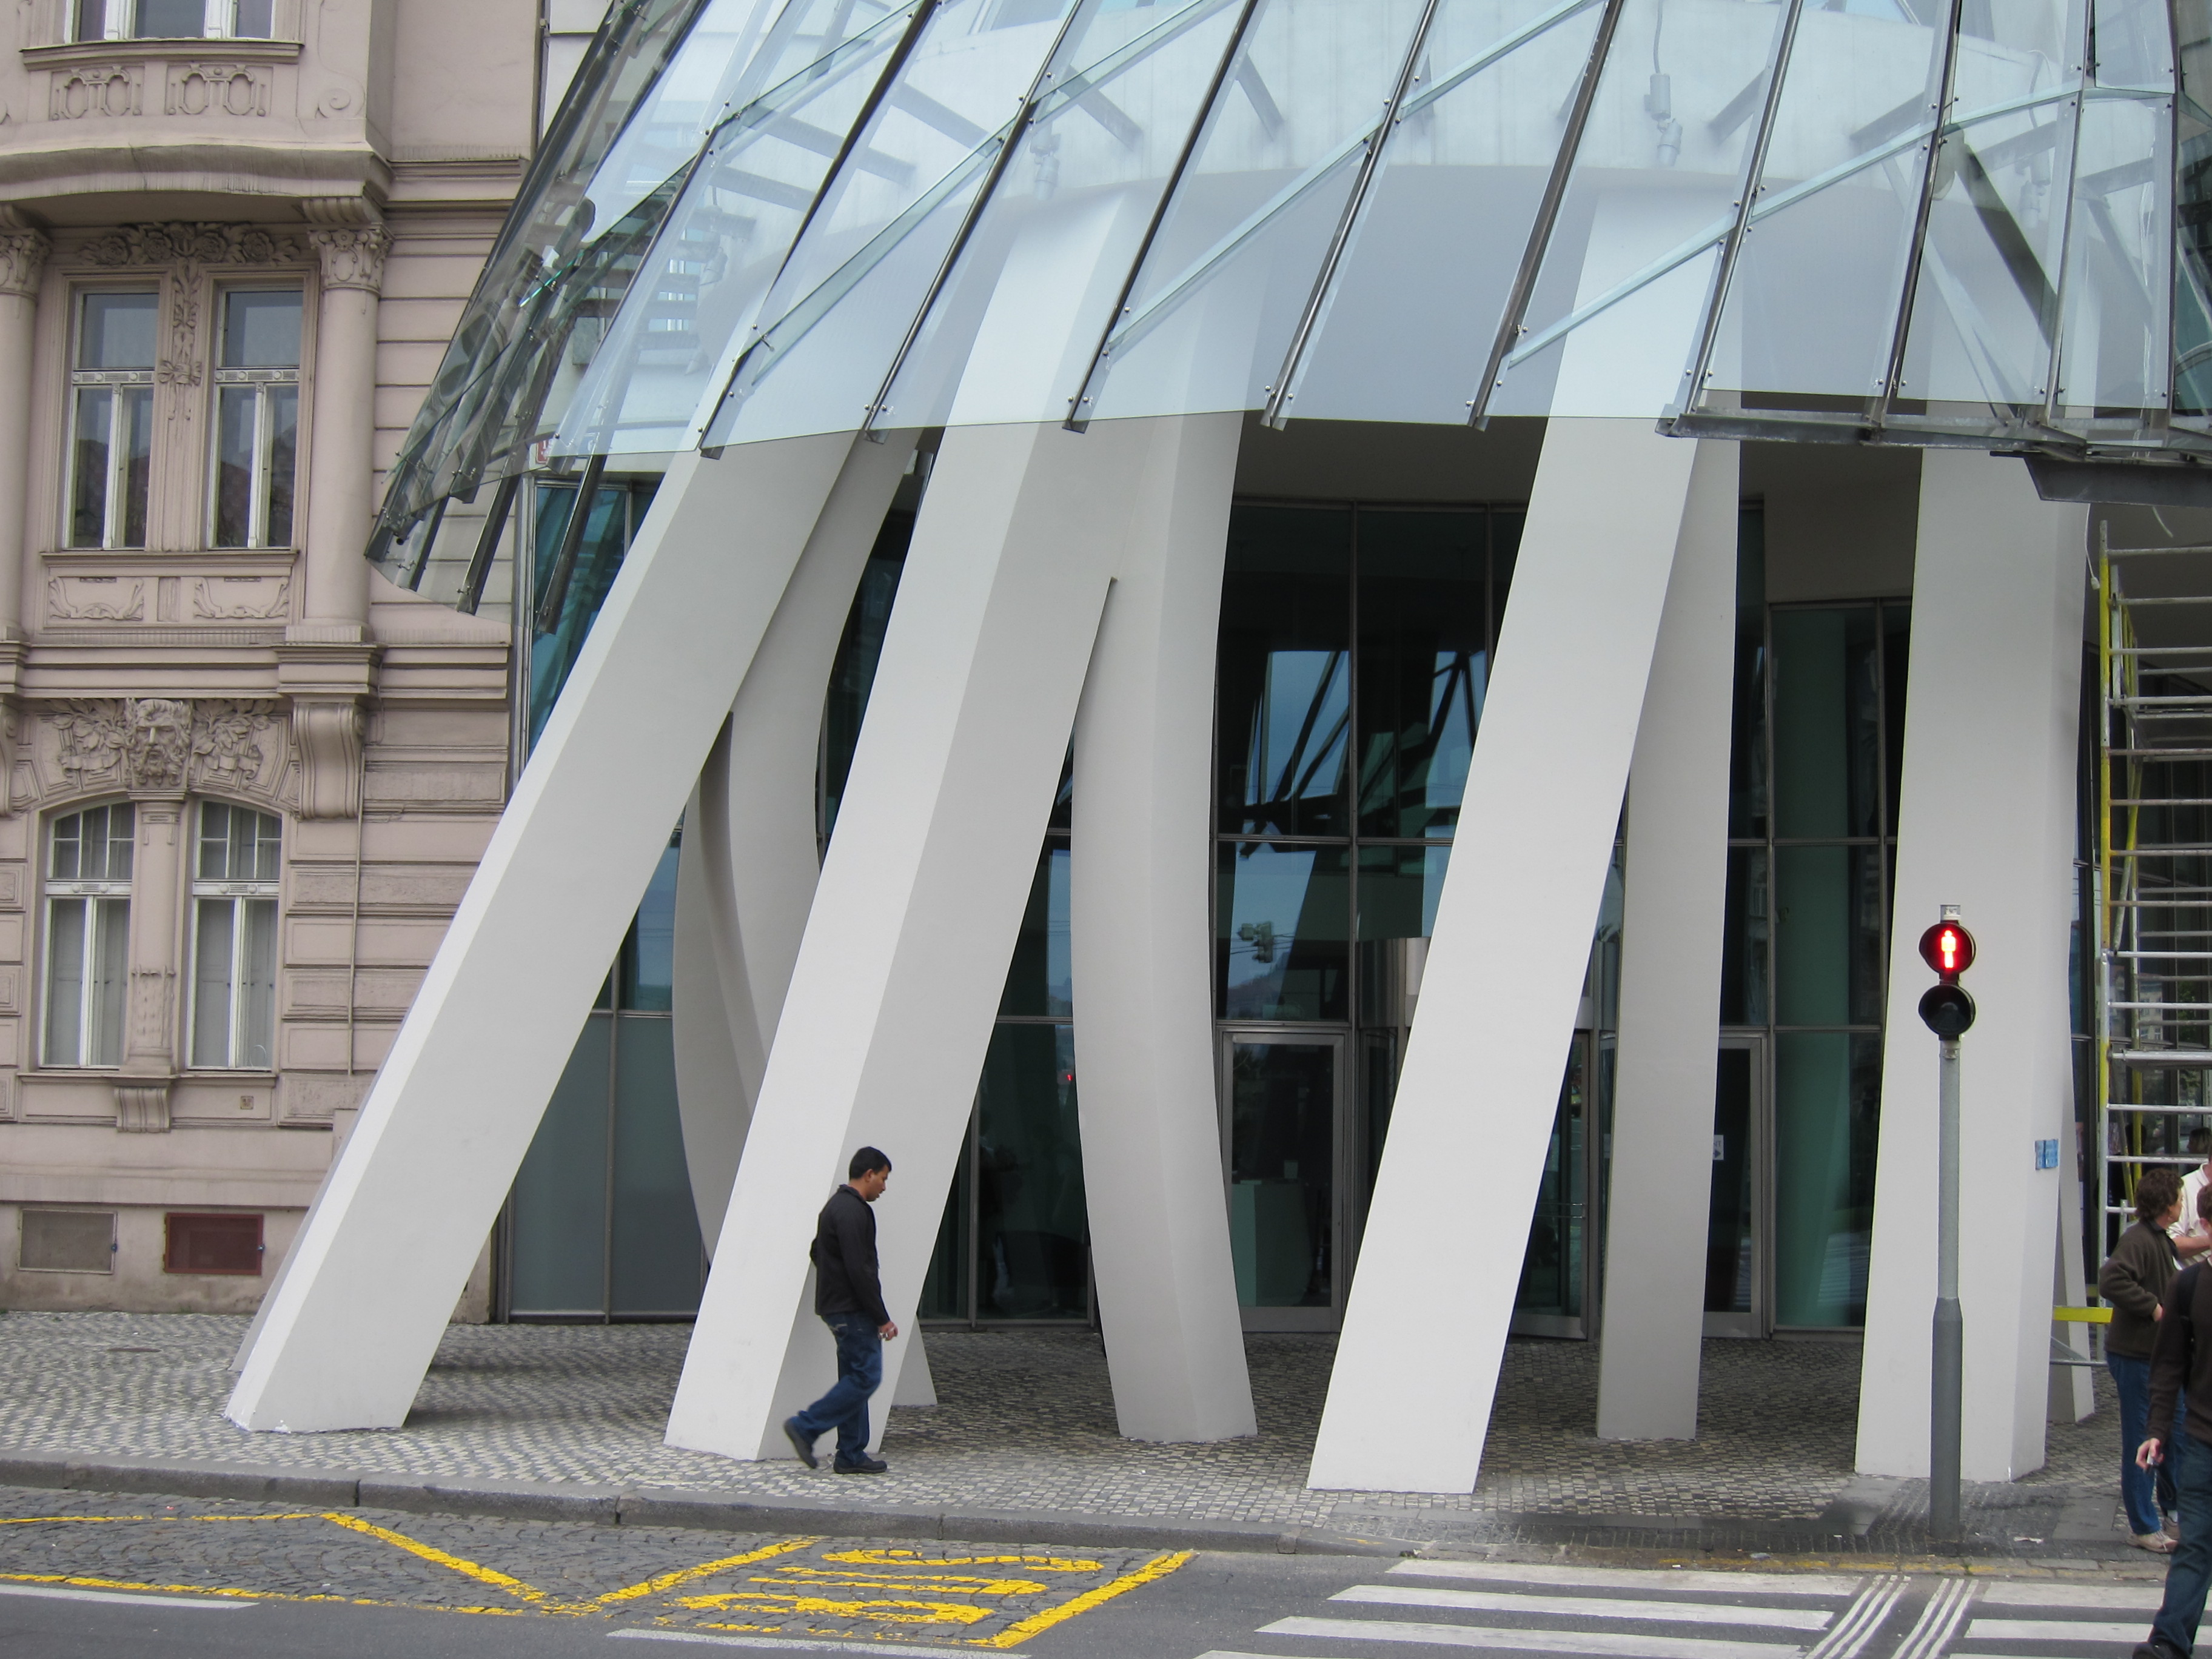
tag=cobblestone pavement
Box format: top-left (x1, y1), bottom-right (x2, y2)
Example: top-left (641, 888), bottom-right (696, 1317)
top-left (0, 1313), bottom-right (2130, 1530)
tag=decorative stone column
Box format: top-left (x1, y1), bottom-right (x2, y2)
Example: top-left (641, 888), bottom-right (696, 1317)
top-left (116, 701), bottom-right (195, 1134)
top-left (0, 220), bottom-right (48, 811)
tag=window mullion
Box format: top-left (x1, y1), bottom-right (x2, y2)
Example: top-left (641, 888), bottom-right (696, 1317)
top-left (231, 894), bottom-right (248, 1067)
top-left (104, 389), bottom-right (127, 550)
top-left (250, 385), bottom-right (269, 548)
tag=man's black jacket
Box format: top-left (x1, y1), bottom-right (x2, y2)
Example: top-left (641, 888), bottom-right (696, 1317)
top-left (811, 1184), bottom-right (889, 1328)
top-left (2151, 1259), bottom-right (2212, 1447)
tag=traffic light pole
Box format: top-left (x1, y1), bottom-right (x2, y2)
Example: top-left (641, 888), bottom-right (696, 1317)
top-left (1931, 1031), bottom-right (1963, 1543)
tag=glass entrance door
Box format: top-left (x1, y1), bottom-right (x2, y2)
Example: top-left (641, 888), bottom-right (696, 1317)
top-left (1705, 1036), bottom-right (1768, 1336)
top-left (1219, 1030), bottom-right (1347, 1332)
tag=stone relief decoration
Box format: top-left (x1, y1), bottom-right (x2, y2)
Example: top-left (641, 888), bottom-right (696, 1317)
top-left (166, 62), bottom-right (272, 118)
top-left (190, 576), bottom-right (289, 620)
top-left (50, 64), bottom-right (142, 121)
top-left (81, 222), bottom-right (305, 268)
top-left (47, 577), bottom-right (146, 623)
top-left (0, 229), bottom-right (49, 301)
top-left (42, 699), bottom-right (281, 800)
top-left (158, 267), bottom-right (203, 397)
top-left (307, 223), bottom-right (387, 295)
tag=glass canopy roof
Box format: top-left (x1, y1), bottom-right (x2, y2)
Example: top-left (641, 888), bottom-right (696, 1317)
top-left (374, 0), bottom-right (2212, 600)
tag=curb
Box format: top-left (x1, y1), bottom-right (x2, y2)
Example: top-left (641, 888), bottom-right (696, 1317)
top-left (0, 1450), bottom-right (1415, 1557)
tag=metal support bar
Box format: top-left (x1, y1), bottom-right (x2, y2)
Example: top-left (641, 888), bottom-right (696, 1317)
top-left (459, 473), bottom-right (520, 616)
top-left (1870, 0), bottom-right (1968, 426)
top-left (532, 452), bottom-right (605, 635)
top-left (1932, 1030), bottom-right (1963, 1543)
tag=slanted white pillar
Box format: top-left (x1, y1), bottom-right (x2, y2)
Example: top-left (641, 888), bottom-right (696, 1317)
top-left (1595, 440), bottom-right (1741, 1443)
top-left (228, 433), bottom-right (885, 1432)
top-left (666, 417), bottom-right (1228, 1461)
top-left (1855, 451), bottom-right (2086, 1482)
top-left (1070, 411), bottom-right (1252, 1444)
top-left (671, 439), bottom-right (913, 1251)
top-left (1308, 419), bottom-right (1714, 1494)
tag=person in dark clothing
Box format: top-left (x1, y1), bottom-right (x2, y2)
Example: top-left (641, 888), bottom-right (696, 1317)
top-left (2132, 1219), bottom-right (2212, 1659)
top-left (783, 1147), bottom-right (896, 1475)
top-left (2106, 1167), bottom-right (2184, 1552)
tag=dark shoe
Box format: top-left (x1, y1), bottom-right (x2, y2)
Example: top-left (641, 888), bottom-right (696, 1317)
top-left (2135, 1642), bottom-right (2187, 1659)
top-left (833, 1455), bottom-right (888, 1474)
top-left (782, 1416), bottom-right (819, 1470)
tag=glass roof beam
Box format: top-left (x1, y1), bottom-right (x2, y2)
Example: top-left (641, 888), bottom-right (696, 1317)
top-left (1871, 0), bottom-right (1971, 430)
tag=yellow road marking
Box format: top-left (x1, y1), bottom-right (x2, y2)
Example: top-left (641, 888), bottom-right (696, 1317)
top-left (759, 1568), bottom-right (1048, 1595)
top-left (969, 1549), bottom-right (1192, 1649)
top-left (688, 1592), bottom-right (994, 1624)
top-left (321, 1511), bottom-right (553, 1607)
top-left (0, 1513), bottom-right (317, 1526)
top-left (825, 1549), bottom-right (1100, 1572)
top-left (0, 1568), bottom-right (520, 1615)
top-left (592, 1539), bottom-right (817, 1606)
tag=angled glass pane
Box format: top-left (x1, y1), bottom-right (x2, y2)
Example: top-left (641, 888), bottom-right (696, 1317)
top-left (2175, 0), bottom-right (2212, 416)
top-left (557, 1), bottom-right (920, 454)
top-left (1692, 5), bottom-right (1951, 406)
top-left (2053, 90), bottom-right (2170, 418)
top-left (1897, 0), bottom-right (2088, 413)
top-left (1081, 0), bottom-right (1432, 422)
top-left (701, 0), bottom-right (1081, 441)
top-left (1490, 0), bottom-right (1783, 419)
top-left (1287, 0), bottom-right (1607, 424)
top-left (874, 0), bottom-right (1245, 431)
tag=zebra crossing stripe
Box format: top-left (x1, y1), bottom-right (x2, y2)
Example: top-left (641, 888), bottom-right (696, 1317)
top-left (1259, 1614), bottom-right (1807, 1658)
top-left (1802, 1574), bottom-right (1907, 1659)
top-left (1891, 1577), bottom-right (1978, 1659)
top-left (1387, 1562), bottom-right (1868, 1598)
top-left (1974, 1583), bottom-right (2165, 1612)
top-left (1966, 1620), bottom-right (2153, 1646)
top-left (1333, 1584), bottom-right (1835, 1631)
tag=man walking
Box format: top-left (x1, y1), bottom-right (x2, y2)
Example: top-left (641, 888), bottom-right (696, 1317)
top-left (2134, 1226), bottom-right (2212, 1659)
top-left (783, 1147), bottom-right (897, 1475)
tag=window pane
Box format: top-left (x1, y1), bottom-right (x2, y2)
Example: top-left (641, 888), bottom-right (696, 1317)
top-left (240, 898), bottom-right (276, 1068)
top-left (75, 0), bottom-right (107, 38)
top-left (976, 1024), bottom-right (1087, 1320)
top-left (1517, 1046), bottom-right (1588, 1319)
top-left (252, 810), bottom-right (281, 881)
top-left (1217, 842), bottom-right (1350, 1022)
top-left (1774, 1031), bottom-right (1881, 1328)
top-left (1883, 602), bottom-right (1910, 840)
top-left (192, 898), bottom-right (236, 1067)
top-left (105, 803), bottom-right (135, 880)
top-left (1772, 607), bottom-right (1881, 840)
top-left (609, 1016), bottom-right (704, 1315)
top-left (1227, 1038), bottom-right (1335, 1309)
top-left (1355, 512), bottom-right (1488, 839)
top-left (820, 510), bottom-right (914, 844)
top-left (1219, 508), bottom-right (1353, 837)
top-left (220, 290), bottom-right (301, 369)
top-left (508, 1016), bottom-right (612, 1315)
top-left (619, 841), bottom-right (677, 1011)
top-left (198, 801), bottom-right (231, 880)
top-left (230, 0), bottom-right (272, 33)
top-left (264, 385), bottom-right (298, 548)
top-left (119, 387), bottom-right (152, 549)
top-left (51, 813), bottom-right (82, 882)
top-left (69, 387), bottom-right (112, 549)
top-left (1355, 843), bottom-right (1450, 943)
top-left (1719, 846), bottom-right (1771, 1027)
top-left (90, 897), bottom-right (130, 1067)
top-left (998, 841), bottom-right (1070, 1017)
top-left (213, 387), bottom-right (255, 549)
top-left (1774, 844), bottom-right (1885, 1027)
top-left (134, 0), bottom-right (205, 35)
top-left (1729, 509), bottom-right (1769, 840)
top-left (78, 293), bottom-right (156, 369)
top-left (45, 899), bottom-right (87, 1066)
top-left (80, 803), bottom-right (113, 881)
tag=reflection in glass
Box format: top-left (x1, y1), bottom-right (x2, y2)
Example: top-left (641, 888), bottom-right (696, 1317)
top-left (1728, 508), bottom-right (1768, 839)
top-left (510, 1014), bottom-right (614, 1315)
top-left (622, 840), bottom-right (679, 1012)
top-left (1706, 1047), bottom-right (1754, 1314)
top-left (1772, 606), bottom-right (1880, 840)
top-left (1228, 1039), bottom-right (1335, 1308)
top-left (1219, 508), bottom-right (1352, 836)
top-left (530, 482), bottom-right (649, 745)
top-left (977, 1024), bottom-right (1088, 1319)
top-left (919, 1123), bottom-right (973, 1321)
top-left (1774, 1031), bottom-right (1880, 1327)
top-left (1720, 846), bottom-right (1771, 1027)
top-left (1356, 844), bottom-right (1450, 943)
top-left (1775, 844), bottom-right (1885, 1027)
top-left (1515, 1044), bottom-right (1586, 1319)
top-left (611, 1017), bottom-right (706, 1314)
top-left (1218, 842), bottom-right (1350, 1021)
top-left (1000, 842), bottom-right (1072, 1017)
top-left (1356, 512), bottom-right (1487, 838)
top-left (822, 511), bottom-right (916, 844)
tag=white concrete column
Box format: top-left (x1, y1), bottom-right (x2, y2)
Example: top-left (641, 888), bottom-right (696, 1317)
top-left (1595, 440), bottom-right (1741, 1443)
top-left (1308, 419), bottom-right (1711, 1494)
top-left (666, 417), bottom-right (1215, 1462)
top-left (300, 208), bottom-right (386, 638)
top-left (1070, 411), bottom-right (1252, 1444)
top-left (0, 226), bottom-right (45, 642)
top-left (228, 433), bottom-right (877, 1432)
top-left (671, 437), bottom-right (914, 1250)
top-left (1855, 451), bottom-right (2086, 1482)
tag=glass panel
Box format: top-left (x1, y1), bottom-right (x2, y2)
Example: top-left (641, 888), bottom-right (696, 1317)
top-left (976, 1023), bottom-right (1087, 1319)
top-left (76, 0), bottom-right (107, 40)
top-left (1516, 1045), bottom-right (1587, 1319)
top-left (1775, 843), bottom-right (1884, 1027)
top-left (1698, 7), bottom-right (1951, 403)
top-left (45, 899), bottom-right (87, 1066)
top-left (2177, 0), bottom-right (2212, 416)
top-left (1356, 843), bottom-right (1450, 944)
top-left (1227, 1038), bottom-right (1335, 1309)
top-left (919, 1119), bottom-right (972, 1321)
top-left (1357, 1030), bottom-right (1396, 1239)
top-left (1218, 506), bottom-right (1351, 837)
top-left (1774, 1030), bottom-right (1880, 1327)
top-left (611, 1016), bottom-right (705, 1315)
top-left (69, 387), bottom-right (112, 549)
top-left (1289, 0), bottom-right (1614, 424)
top-left (823, 510), bottom-right (915, 843)
top-left (103, 803), bottom-right (135, 881)
top-left (1728, 506), bottom-right (1767, 840)
top-left (1355, 511), bottom-right (1487, 839)
top-left (1705, 1046), bottom-right (1755, 1315)
top-left (230, 0), bottom-right (272, 36)
top-left (192, 898), bottom-right (235, 1067)
top-left (2054, 93), bottom-right (2170, 417)
top-left (621, 841), bottom-right (680, 1011)
top-left (529, 483), bottom-right (638, 747)
top-left (1720, 845), bottom-right (1771, 1027)
top-left (213, 386), bottom-right (255, 549)
top-left (239, 897), bottom-right (276, 1069)
top-left (197, 801), bottom-right (229, 879)
top-left (120, 386), bottom-right (152, 549)
top-left (1882, 600), bottom-right (1909, 838)
top-left (265, 384), bottom-right (297, 548)
top-left (999, 840), bottom-right (1072, 1017)
top-left (1218, 841), bottom-right (1350, 1022)
top-left (252, 809), bottom-right (281, 880)
top-left (133, 0), bottom-right (204, 35)
top-left (91, 897), bottom-right (130, 1067)
top-left (79, 293), bottom-right (157, 368)
top-left (1772, 606), bottom-right (1879, 839)
top-left (509, 1014), bottom-right (613, 1315)
top-left (220, 290), bottom-right (301, 367)
top-left (51, 812), bottom-right (82, 882)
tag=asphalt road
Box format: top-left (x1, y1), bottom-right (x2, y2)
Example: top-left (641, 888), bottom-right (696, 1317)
top-left (0, 1484), bottom-right (2176, 1658)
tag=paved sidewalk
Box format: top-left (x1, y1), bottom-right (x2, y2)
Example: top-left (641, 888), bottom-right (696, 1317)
top-left (0, 1312), bottom-right (2133, 1553)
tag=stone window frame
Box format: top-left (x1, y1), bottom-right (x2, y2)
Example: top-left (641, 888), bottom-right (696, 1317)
top-left (62, 283), bottom-right (160, 551)
top-left (38, 798), bottom-right (136, 1070)
top-left (67, 0), bottom-right (290, 43)
top-left (203, 280), bottom-right (304, 551)
top-left (183, 797), bottom-right (281, 1071)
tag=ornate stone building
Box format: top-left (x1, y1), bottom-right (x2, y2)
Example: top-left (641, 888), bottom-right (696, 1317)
top-left (0, 0), bottom-right (546, 1312)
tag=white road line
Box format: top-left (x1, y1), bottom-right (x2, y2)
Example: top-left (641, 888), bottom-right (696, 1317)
top-left (1966, 1619), bottom-right (2151, 1646)
top-left (0, 1583), bottom-right (252, 1610)
top-left (609, 1632), bottom-right (1026, 1656)
top-left (1387, 1562), bottom-right (1868, 1598)
top-left (1333, 1584), bottom-right (1834, 1631)
top-left (1262, 1614), bottom-right (1806, 1658)
top-left (1893, 1578), bottom-right (1979, 1659)
top-left (1805, 1575), bottom-right (1908, 1659)
top-left (1974, 1585), bottom-right (2165, 1613)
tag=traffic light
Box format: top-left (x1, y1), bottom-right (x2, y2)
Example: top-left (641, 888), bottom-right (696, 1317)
top-left (1917, 916), bottom-right (1977, 1037)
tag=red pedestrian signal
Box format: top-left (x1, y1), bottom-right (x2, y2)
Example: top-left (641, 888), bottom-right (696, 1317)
top-left (1918, 920), bottom-right (1975, 982)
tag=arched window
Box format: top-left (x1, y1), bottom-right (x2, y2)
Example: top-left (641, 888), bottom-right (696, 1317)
top-left (42, 803), bottom-right (135, 1068)
top-left (188, 802), bottom-right (280, 1070)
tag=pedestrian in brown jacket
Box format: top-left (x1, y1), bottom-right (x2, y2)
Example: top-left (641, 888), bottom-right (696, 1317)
top-left (2105, 1165), bottom-right (2184, 1551)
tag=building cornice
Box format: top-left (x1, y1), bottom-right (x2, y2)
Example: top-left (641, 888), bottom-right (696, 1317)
top-left (19, 38), bottom-right (303, 70)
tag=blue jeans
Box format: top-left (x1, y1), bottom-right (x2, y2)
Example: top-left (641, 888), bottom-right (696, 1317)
top-left (2114, 1352), bottom-right (2182, 1535)
top-left (790, 1313), bottom-right (882, 1467)
top-left (2154, 1432), bottom-right (2212, 1654)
